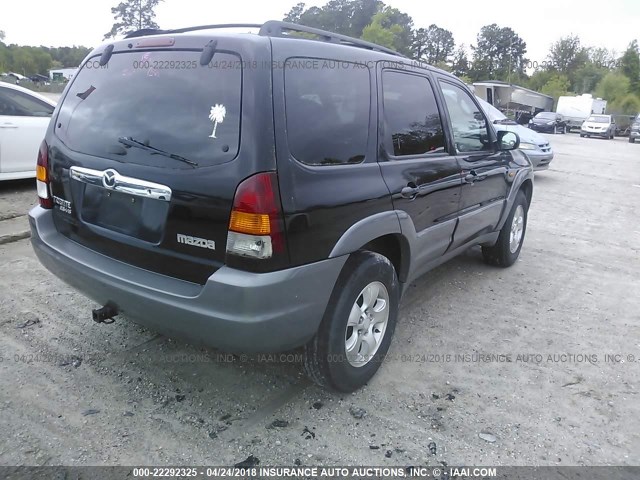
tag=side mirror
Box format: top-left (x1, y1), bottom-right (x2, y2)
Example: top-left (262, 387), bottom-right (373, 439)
top-left (497, 130), bottom-right (520, 151)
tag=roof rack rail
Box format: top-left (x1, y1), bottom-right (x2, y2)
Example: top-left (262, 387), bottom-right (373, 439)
top-left (259, 21), bottom-right (406, 58)
top-left (125, 21), bottom-right (406, 58)
top-left (125, 24), bottom-right (262, 39)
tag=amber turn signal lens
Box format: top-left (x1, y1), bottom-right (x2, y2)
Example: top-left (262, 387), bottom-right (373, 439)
top-left (36, 165), bottom-right (48, 182)
top-left (229, 211), bottom-right (271, 235)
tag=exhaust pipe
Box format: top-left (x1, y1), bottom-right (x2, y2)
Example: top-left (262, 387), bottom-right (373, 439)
top-left (92, 302), bottom-right (119, 324)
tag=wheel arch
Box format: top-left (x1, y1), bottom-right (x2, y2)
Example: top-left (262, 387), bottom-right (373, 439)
top-left (329, 211), bottom-right (411, 283)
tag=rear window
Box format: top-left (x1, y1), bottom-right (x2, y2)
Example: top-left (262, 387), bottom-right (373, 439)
top-left (284, 59), bottom-right (370, 165)
top-left (56, 50), bottom-right (241, 168)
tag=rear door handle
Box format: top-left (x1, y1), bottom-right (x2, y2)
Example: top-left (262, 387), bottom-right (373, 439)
top-left (400, 184), bottom-right (419, 199)
top-left (0, 123), bottom-right (18, 129)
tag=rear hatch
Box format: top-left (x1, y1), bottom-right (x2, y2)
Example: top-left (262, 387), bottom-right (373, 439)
top-left (47, 34), bottom-right (274, 284)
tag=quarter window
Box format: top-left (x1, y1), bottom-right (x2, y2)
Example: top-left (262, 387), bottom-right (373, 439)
top-left (382, 71), bottom-right (446, 157)
top-left (284, 59), bottom-right (370, 166)
top-left (439, 81), bottom-right (491, 153)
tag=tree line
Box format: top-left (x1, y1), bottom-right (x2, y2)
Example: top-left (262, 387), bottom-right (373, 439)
top-left (284, 0), bottom-right (640, 114)
top-left (2, 0), bottom-right (639, 113)
top-left (0, 38), bottom-right (91, 79)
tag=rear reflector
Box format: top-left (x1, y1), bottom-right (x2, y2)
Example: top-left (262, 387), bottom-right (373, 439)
top-left (36, 140), bottom-right (52, 209)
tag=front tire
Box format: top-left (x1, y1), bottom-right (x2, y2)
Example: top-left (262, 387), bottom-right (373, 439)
top-left (482, 191), bottom-right (528, 268)
top-left (630, 138), bottom-right (636, 143)
top-left (303, 251), bottom-right (399, 392)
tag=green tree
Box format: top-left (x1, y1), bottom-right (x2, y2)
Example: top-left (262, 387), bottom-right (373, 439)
top-left (412, 24), bottom-right (454, 64)
top-left (540, 74), bottom-right (570, 109)
top-left (611, 93), bottom-right (640, 114)
top-left (595, 72), bottom-right (631, 105)
top-left (104, 0), bottom-right (164, 39)
top-left (450, 44), bottom-right (469, 77)
top-left (619, 40), bottom-right (640, 94)
top-left (361, 10), bottom-right (403, 50)
top-left (284, 2), bottom-right (307, 23)
top-left (470, 24), bottom-right (527, 81)
top-left (283, 0), bottom-right (414, 55)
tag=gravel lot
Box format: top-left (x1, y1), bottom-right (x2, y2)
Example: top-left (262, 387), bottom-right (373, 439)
top-left (0, 134), bottom-right (638, 467)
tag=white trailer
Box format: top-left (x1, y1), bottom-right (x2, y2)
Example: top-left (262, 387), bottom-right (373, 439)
top-left (556, 94), bottom-right (607, 131)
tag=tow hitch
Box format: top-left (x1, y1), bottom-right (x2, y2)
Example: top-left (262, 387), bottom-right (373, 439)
top-left (92, 302), bottom-right (119, 324)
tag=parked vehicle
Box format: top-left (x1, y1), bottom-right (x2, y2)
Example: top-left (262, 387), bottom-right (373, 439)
top-left (580, 114), bottom-right (616, 139)
top-left (629, 114), bottom-right (640, 143)
top-left (29, 21), bottom-right (533, 392)
top-left (613, 115), bottom-right (635, 136)
top-left (477, 98), bottom-right (553, 171)
top-left (0, 82), bottom-right (56, 181)
top-left (529, 112), bottom-right (567, 134)
top-left (556, 94), bottom-right (607, 132)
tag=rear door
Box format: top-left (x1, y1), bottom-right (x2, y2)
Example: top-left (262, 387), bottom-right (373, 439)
top-left (437, 79), bottom-right (509, 249)
top-left (376, 68), bottom-right (462, 272)
top-left (48, 36), bottom-right (274, 284)
top-left (0, 86), bottom-right (54, 174)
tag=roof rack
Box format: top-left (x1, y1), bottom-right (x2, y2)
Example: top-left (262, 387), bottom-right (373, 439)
top-left (124, 20), bottom-right (406, 58)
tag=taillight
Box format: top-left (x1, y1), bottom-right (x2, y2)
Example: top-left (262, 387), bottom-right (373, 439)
top-left (36, 140), bottom-right (52, 209)
top-left (226, 172), bottom-right (286, 260)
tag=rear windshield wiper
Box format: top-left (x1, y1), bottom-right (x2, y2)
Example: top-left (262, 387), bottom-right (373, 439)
top-left (118, 136), bottom-right (199, 167)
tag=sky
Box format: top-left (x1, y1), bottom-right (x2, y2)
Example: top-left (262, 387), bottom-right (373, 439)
top-left (2, 0), bottom-right (638, 63)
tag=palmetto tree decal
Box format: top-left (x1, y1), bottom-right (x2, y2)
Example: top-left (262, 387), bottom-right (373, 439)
top-left (208, 104), bottom-right (226, 138)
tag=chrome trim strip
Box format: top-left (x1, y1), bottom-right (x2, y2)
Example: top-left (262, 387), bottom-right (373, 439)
top-left (70, 166), bottom-right (172, 202)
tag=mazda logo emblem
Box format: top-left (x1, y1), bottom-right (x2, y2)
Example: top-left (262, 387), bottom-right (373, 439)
top-left (102, 169), bottom-right (117, 189)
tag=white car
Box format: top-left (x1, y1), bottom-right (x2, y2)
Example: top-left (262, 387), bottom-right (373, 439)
top-left (0, 82), bottom-right (56, 181)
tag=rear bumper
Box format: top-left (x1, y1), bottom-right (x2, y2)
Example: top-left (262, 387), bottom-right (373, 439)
top-left (29, 207), bottom-right (347, 352)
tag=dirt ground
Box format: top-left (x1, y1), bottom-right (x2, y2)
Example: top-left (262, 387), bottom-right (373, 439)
top-left (0, 134), bottom-right (638, 468)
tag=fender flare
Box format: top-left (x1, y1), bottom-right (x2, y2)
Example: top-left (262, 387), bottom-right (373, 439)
top-left (329, 211), bottom-right (413, 282)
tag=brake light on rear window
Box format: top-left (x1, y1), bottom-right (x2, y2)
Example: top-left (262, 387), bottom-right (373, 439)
top-left (226, 172), bottom-right (285, 260)
top-left (36, 140), bottom-right (52, 209)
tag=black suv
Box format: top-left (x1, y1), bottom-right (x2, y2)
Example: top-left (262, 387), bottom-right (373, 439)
top-left (29, 21), bottom-right (533, 392)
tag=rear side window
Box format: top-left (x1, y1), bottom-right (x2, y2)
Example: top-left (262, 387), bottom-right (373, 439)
top-left (284, 59), bottom-right (370, 165)
top-left (56, 51), bottom-right (241, 168)
top-left (0, 87), bottom-right (54, 117)
top-left (382, 71), bottom-right (446, 157)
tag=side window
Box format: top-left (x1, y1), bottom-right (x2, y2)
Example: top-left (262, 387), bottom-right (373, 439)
top-left (439, 81), bottom-right (491, 153)
top-left (0, 88), bottom-right (54, 117)
top-left (284, 59), bottom-right (370, 166)
top-left (382, 71), bottom-right (446, 157)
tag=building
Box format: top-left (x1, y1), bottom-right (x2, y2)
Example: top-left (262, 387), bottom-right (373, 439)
top-left (49, 68), bottom-right (78, 82)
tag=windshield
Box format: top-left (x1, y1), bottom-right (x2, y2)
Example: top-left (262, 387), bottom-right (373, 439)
top-left (476, 97), bottom-right (506, 122)
top-left (55, 50), bottom-right (241, 168)
top-left (535, 112), bottom-right (555, 120)
top-left (586, 115), bottom-right (610, 123)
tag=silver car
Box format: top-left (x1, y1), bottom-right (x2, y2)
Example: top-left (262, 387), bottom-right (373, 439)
top-left (477, 98), bottom-right (554, 171)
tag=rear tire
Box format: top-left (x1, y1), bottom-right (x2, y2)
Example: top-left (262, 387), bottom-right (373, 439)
top-left (562, 126), bottom-right (567, 134)
top-left (482, 191), bottom-right (528, 268)
top-left (630, 138), bottom-right (636, 144)
top-left (580, 133), bottom-right (585, 138)
top-left (554, 126), bottom-right (559, 134)
top-left (303, 251), bottom-right (399, 392)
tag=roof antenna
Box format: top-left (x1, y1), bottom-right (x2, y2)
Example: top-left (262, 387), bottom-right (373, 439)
top-left (200, 40), bottom-right (218, 66)
top-left (99, 45), bottom-right (114, 66)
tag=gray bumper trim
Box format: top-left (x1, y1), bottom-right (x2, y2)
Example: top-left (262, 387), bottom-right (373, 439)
top-left (29, 207), bottom-right (347, 352)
